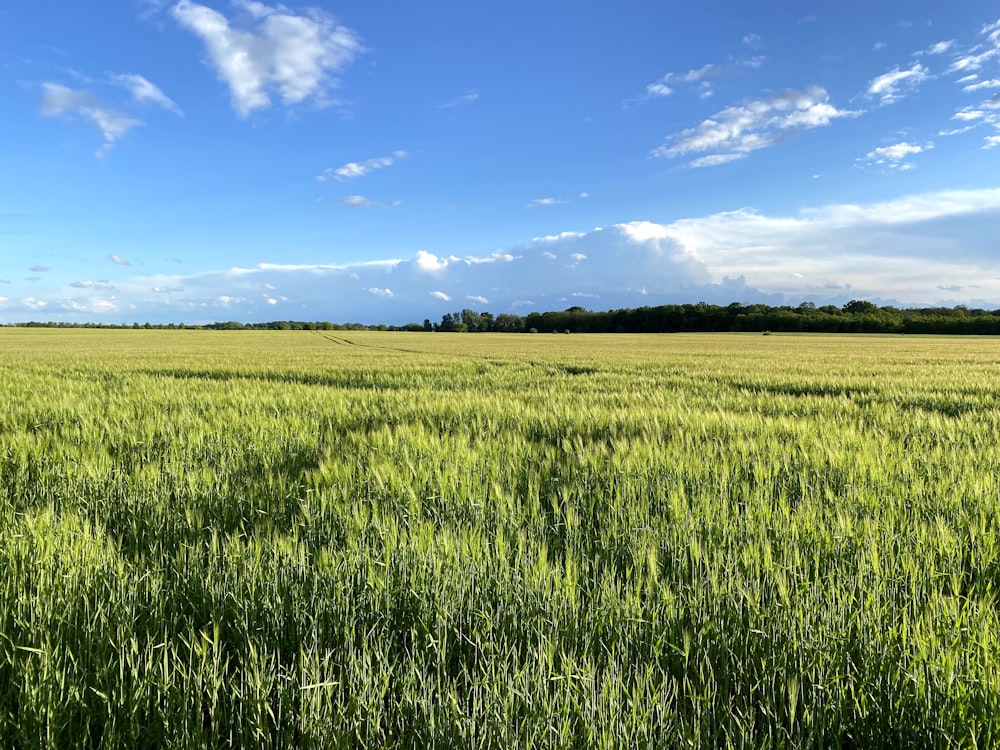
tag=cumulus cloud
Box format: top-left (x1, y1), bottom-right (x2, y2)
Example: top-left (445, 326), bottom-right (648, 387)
top-left (317, 150), bottom-right (406, 182)
top-left (9, 190), bottom-right (1000, 324)
top-left (858, 141), bottom-right (933, 170)
top-left (111, 73), bottom-right (183, 114)
top-left (415, 250), bottom-right (451, 274)
top-left (653, 86), bottom-right (856, 167)
top-left (62, 297), bottom-right (120, 314)
top-left (171, 0), bottom-right (362, 117)
top-left (867, 63), bottom-right (930, 105)
top-left (40, 82), bottom-right (142, 157)
top-left (655, 188), bottom-right (1000, 301)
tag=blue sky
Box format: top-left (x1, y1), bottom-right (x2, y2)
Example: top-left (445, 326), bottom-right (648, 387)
top-left (2, 0), bottom-right (1000, 324)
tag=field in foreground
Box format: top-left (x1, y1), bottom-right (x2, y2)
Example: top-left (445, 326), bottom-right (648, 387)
top-left (2, 329), bottom-right (1000, 748)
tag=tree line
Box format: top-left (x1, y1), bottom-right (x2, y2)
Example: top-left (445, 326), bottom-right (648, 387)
top-left (10, 300), bottom-right (1000, 334)
top-left (409, 301), bottom-right (1000, 335)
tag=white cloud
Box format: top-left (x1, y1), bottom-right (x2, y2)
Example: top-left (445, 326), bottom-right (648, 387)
top-left (40, 83), bottom-right (142, 157)
top-left (534, 230), bottom-right (586, 243)
top-left (527, 197), bottom-right (567, 207)
top-left (670, 63), bottom-right (722, 83)
top-left (110, 253), bottom-right (132, 266)
top-left (939, 125), bottom-right (976, 136)
top-left (985, 135), bottom-right (1000, 149)
top-left (658, 189), bottom-right (1000, 296)
top-left (62, 297), bottom-right (120, 314)
top-left (950, 51), bottom-right (1000, 74)
top-left (743, 33), bottom-right (763, 49)
top-left (954, 108), bottom-right (986, 120)
top-left (439, 90), bottom-right (479, 108)
top-left (171, 0), bottom-right (362, 117)
top-left (637, 64), bottom-right (723, 104)
top-left (466, 295), bottom-right (489, 304)
top-left (654, 86), bottom-right (856, 166)
top-left (645, 82), bottom-right (673, 98)
top-left (985, 19), bottom-right (1000, 45)
top-left (340, 195), bottom-right (401, 208)
top-left (111, 73), bottom-right (183, 115)
top-left (858, 141), bottom-right (933, 170)
top-left (687, 153), bottom-right (747, 169)
top-left (12, 189), bottom-right (1000, 324)
top-left (415, 250), bottom-right (451, 274)
top-left (70, 280), bottom-right (117, 291)
top-left (965, 79), bottom-right (1000, 92)
top-left (867, 63), bottom-right (930, 104)
top-left (317, 150), bottom-right (406, 182)
top-left (921, 40), bottom-right (955, 55)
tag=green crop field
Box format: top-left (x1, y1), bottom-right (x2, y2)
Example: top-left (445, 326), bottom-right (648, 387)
top-left (2, 329), bottom-right (1000, 748)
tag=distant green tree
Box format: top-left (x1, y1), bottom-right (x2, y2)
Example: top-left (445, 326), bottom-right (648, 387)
top-left (843, 300), bottom-right (878, 315)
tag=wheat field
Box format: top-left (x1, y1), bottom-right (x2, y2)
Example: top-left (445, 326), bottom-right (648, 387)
top-left (2, 329), bottom-right (999, 748)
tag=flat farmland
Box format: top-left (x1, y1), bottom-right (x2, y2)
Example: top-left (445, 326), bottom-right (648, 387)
top-left (2, 329), bottom-right (1000, 748)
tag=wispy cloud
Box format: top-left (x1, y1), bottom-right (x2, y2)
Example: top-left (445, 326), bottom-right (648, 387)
top-left (40, 82), bottom-right (142, 157)
top-left (527, 197), bottom-right (567, 207)
top-left (638, 63), bottom-right (722, 101)
top-left (438, 90), bottom-right (479, 109)
top-left (170, 0), bottom-right (362, 117)
top-left (946, 21), bottom-right (1000, 75)
top-left (964, 79), bottom-right (1000, 92)
top-left (317, 150), bottom-right (406, 182)
top-left (29, 265), bottom-right (50, 273)
top-left (430, 291), bottom-right (451, 301)
top-left (111, 73), bottom-right (183, 115)
top-left (919, 40), bottom-right (955, 56)
top-left (110, 254), bottom-right (132, 266)
top-left (858, 141), bottom-right (933, 170)
top-left (340, 195), bottom-right (401, 208)
top-left (70, 280), bottom-right (118, 291)
top-left (653, 86), bottom-right (856, 167)
top-left (867, 63), bottom-right (930, 104)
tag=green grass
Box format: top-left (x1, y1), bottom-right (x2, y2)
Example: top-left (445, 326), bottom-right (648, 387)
top-left (2, 329), bottom-right (1000, 747)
